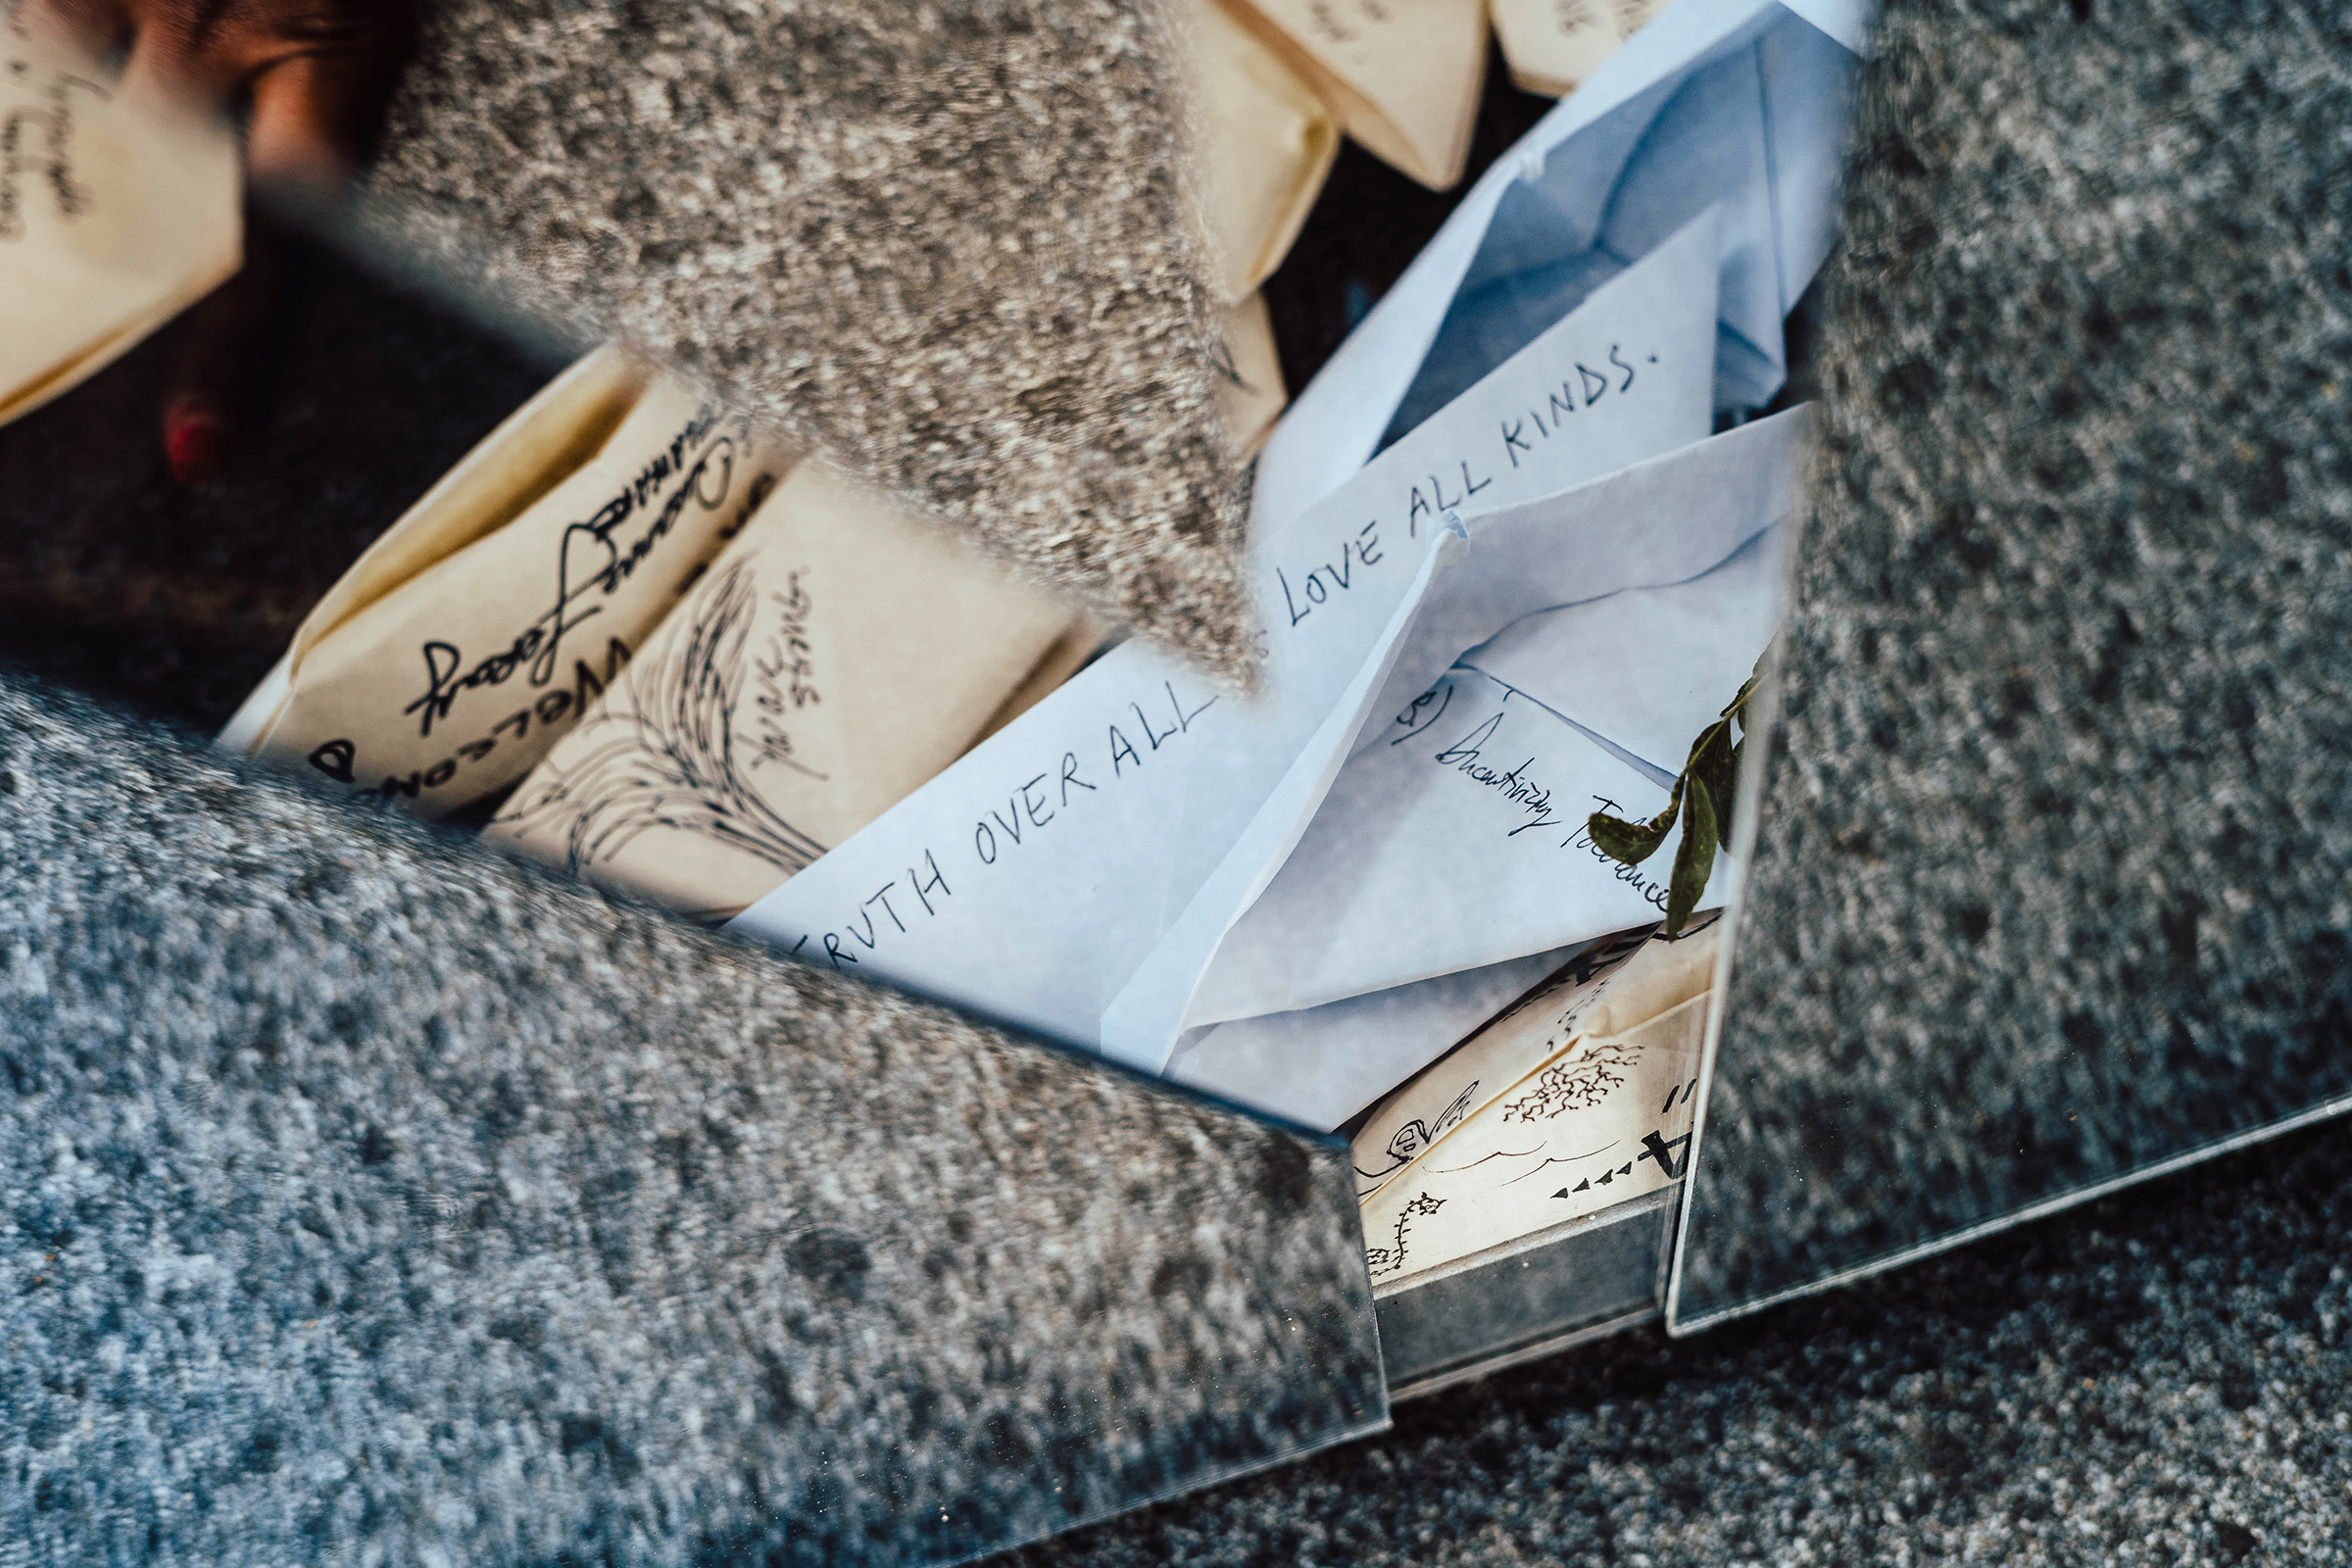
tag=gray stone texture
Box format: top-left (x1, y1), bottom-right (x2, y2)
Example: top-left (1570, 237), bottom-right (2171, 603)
top-left (1683, 0), bottom-right (2352, 1316)
top-left (0, 676), bottom-right (1385, 1567)
top-left (1012, 1116), bottom-right (2352, 1568)
top-left (364, 0), bottom-right (1256, 671)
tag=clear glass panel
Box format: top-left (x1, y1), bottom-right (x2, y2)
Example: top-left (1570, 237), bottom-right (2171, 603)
top-left (1377, 1189), bottom-right (1678, 1401)
top-left (1672, 619), bottom-right (2352, 1330)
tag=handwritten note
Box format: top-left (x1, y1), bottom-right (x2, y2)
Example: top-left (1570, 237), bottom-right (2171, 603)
top-left (483, 462), bottom-right (1080, 922)
top-left (1352, 916), bottom-right (1713, 1200)
top-left (1489, 0), bottom-right (1666, 97)
top-left (1247, 0), bottom-right (1859, 538)
top-left (220, 348), bottom-right (788, 818)
top-left (1191, 0), bottom-right (1340, 300)
top-left (730, 213), bottom-right (1722, 1062)
top-left (1354, 918), bottom-right (1719, 1284)
top-left (1188, 666), bottom-right (1714, 1023)
top-left (1464, 514), bottom-right (1790, 778)
top-left (1121, 401), bottom-right (1804, 1062)
top-left (0, 25), bottom-right (238, 426)
top-left (1220, 0), bottom-right (1489, 190)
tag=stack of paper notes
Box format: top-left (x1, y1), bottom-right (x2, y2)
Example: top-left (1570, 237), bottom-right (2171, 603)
top-left (1352, 915), bottom-right (1720, 1284)
top-left (0, 25), bottom-right (239, 427)
top-left (731, 210), bottom-right (1805, 1084)
top-left (720, 0), bottom-right (1864, 1266)
top-left (220, 347), bottom-right (1095, 923)
top-left (480, 462), bottom-right (1088, 921)
top-left (208, 0), bottom-right (1868, 1279)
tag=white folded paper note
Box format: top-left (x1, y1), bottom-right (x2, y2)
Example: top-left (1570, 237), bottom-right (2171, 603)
top-left (220, 349), bottom-right (789, 816)
top-left (730, 212), bottom-right (1723, 1059)
top-left (1224, 0), bottom-right (1490, 190)
top-left (1164, 936), bottom-right (1601, 1131)
top-left (1153, 406), bottom-right (1804, 1039)
top-left (1462, 514), bottom-right (1789, 778)
top-left (1189, 668), bottom-right (1709, 1022)
top-left (482, 462), bottom-right (1082, 921)
top-left (0, 27), bottom-right (239, 426)
top-left (1249, 0), bottom-right (1861, 537)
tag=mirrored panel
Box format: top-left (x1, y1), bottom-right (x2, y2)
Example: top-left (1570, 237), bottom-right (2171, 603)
top-left (1670, 0), bottom-right (2352, 1332)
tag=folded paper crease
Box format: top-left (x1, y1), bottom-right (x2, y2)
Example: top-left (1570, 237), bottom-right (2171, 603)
top-left (360, 0), bottom-right (1258, 671)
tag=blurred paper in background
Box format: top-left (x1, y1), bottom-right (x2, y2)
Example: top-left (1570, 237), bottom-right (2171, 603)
top-left (731, 216), bottom-right (1722, 1063)
top-left (1223, 0), bottom-right (1491, 191)
top-left (1192, 0), bottom-right (1340, 300)
top-left (1491, 0), bottom-right (1667, 97)
top-left (1212, 293), bottom-right (1290, 458)
top-left (0, 27), bottom-right (238, 426)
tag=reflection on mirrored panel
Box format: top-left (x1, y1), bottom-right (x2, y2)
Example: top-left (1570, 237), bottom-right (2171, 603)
top-left (8, 674), bottom-right (1396, 1568)
top-left (1, 264), bottom-right (1394, 1568)
top-left (1669, 0), bottom-right (2352, 1333)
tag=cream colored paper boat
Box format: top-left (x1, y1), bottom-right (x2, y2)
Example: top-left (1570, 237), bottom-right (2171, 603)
top-left (219, 347), bottom-right (788, 817)
top-left (1356, 983), bottom-right (1708, 1285)
top-left (0, 29), bottom-right (240, 426)
top-left (1212, 293), bottom-right (1289, 460)
top-left (1191, 0), bottom-right (1340, 300)
top-left (483, 462), bottom-right (1086, 922)
top-left (1221, 0), bottom-right (1489, 191)
top-left (1490, 0), bottom-right (1665, 98)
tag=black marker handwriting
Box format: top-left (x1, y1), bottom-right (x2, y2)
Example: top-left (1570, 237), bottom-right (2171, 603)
top-left (0, 70), bottom-right (106, 242)
top-left (401, 421), bottom-right (736, 740)
top-left (489, 554), bottom-right (830, 884)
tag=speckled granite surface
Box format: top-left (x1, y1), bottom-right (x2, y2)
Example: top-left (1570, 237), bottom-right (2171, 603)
top-left (1680, 0), bottom-right (2352, 1320)
top-left (1006, 1116), bottom-right (2352, 1568)
top-left (0, 674), bottom-right (1385, 1566)
top-left (364, 0), bottom-right (1255, 670)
